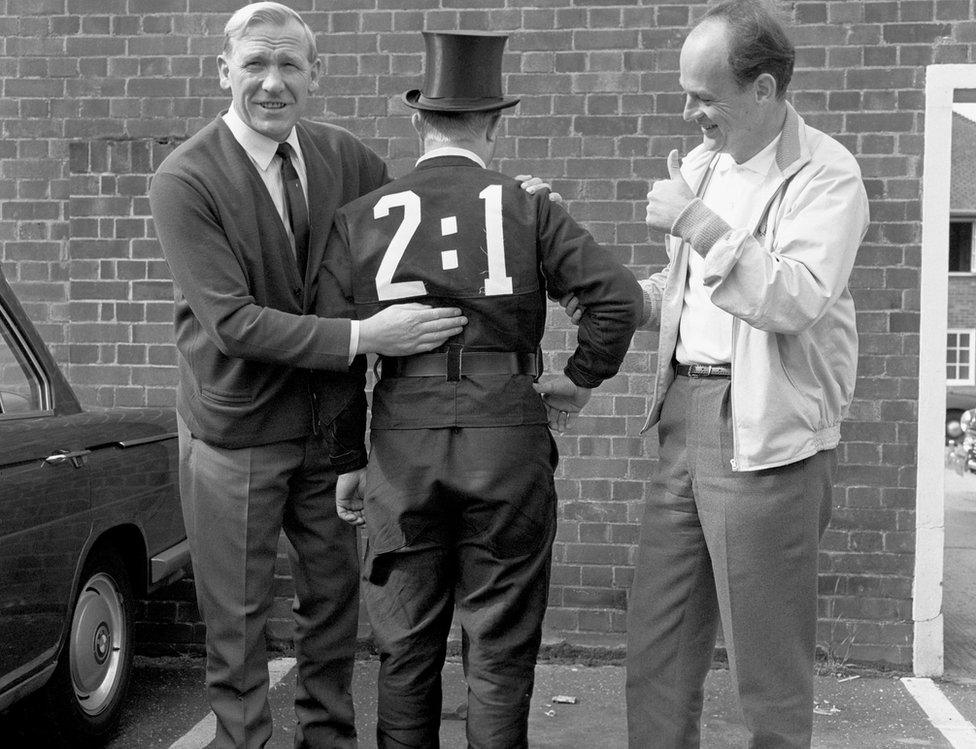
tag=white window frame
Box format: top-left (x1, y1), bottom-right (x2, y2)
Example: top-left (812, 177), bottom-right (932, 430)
top-left (947, 328), bottom-right (976, 385)
top-left (947, 216), bottom-right (976, 275)
top-left (917, 65), bottom-right (976, 677)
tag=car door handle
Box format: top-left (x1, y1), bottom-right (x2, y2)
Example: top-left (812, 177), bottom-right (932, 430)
top-left (44, 449), bottom-right (92, 468)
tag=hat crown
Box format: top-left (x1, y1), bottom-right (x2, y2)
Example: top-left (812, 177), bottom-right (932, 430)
top-left (403, 31), bottom-right (519, 112)
top-left (422, 31), bottom-right (507, 101)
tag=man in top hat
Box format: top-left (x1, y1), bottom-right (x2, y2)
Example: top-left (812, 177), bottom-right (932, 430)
top-left (319, 30), bottom-right (643, 748)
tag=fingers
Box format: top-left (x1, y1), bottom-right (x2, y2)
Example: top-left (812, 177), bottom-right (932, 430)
top-left (517, 174), bottom-right (557, 197)
top-left (336, 505), bottom-right (365, 526)
top-left (667, 148), bottom-right (682, 179)
top-left (410, 305), bottom-right (465, 322)
top-left (419, 313), bottom-right (467, 331)
top-left (543, 403), bottom-right (576, 434)
top-left (335, 493), bottom-right (365, 527)
top-left (558, 293), bottom-right (583, 325)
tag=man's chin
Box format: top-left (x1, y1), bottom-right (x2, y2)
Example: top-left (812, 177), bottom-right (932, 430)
top-left (702, 132), bottom-right (725, 152)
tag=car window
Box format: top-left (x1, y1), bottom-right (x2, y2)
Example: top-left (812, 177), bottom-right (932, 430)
top-left (0, 322), bottom-right (41, 414)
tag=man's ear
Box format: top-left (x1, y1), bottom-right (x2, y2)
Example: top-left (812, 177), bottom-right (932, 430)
top-left (485, 112), bottom-right (503, 143)
top-left (754, 72), bottom-right (777, 103)
top-left (217, 55), bottom-right (231, 90)
top-left (411, 111), bottom-right (423, 136)
top-left (307, 57), bottom-right (322, 93)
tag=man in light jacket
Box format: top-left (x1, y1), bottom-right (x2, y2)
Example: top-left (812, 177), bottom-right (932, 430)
top-left (625, 1), bottom-right (869, 746)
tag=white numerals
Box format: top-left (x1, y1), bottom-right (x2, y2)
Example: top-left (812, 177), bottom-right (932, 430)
top-left (371, 184), bottom-right (513, 300)
top-left (374, 191), bottom-right (427, 301)
top-left (479, 184), bottom-right (513, 296)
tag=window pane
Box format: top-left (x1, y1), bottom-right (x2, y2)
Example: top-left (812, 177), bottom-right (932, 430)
top-left (950, 222), bottom-right (974, 272)
top-left (0, 323), bottom-right (41, 414)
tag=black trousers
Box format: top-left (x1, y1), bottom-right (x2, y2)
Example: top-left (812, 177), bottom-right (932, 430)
top-left (362, 425), bottom-right (558, 749)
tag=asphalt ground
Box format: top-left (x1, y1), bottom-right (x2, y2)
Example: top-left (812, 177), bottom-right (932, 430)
top-left (5, 469), bottom-right (976, 747)
top-left (3, 653), bottom-right (976, 748)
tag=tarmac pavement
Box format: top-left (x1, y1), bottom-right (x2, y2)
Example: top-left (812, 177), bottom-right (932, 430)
top-left (5, 650), bottom-right (975, 747)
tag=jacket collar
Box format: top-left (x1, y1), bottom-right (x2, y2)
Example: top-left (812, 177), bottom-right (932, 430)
top-left (221, 106), bottom-right (304, 173)
top-left (417, 146), bottom-right (486, 168)
top-left (773, 102), bottom-right (809, 177)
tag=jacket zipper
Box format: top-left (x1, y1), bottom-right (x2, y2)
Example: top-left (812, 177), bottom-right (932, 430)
top-left (729, 319), bottom-right (739, 471)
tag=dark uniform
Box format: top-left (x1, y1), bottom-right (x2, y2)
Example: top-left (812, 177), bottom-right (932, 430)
top-left (322, 152), bottom-right (642, 748)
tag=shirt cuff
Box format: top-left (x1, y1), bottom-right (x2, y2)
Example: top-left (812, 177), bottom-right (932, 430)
top-left (671, 198), bottom-right (733, 256)
top-left (348, 320), bottom-right (359, 366)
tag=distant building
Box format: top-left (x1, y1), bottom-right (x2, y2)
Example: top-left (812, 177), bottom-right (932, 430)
top-left (946, 111), bottom-right (976, 420)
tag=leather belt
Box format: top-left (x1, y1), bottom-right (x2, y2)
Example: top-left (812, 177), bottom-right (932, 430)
top-left (675, 363), bottom-right (732, 379)
top-left (381, 351), bottom-right (540, 382)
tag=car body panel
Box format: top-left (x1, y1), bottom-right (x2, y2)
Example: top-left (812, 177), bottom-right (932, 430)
top-left (0, 270), bottom-right (188, 713)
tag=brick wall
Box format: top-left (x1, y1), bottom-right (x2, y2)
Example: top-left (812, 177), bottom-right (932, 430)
top-left (3, 0), bottom-right (969, 668)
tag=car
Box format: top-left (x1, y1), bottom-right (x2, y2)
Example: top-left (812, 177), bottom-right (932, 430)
top-left (0, 268), bottom-right (189, 745)
top-left (947, 386), bottom-right (976, 443)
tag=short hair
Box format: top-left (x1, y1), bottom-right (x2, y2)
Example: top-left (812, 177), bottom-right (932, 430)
top-left (700, 0), bottom-right (794, 99)
top-left (223, 2), bottom-right (317, 63)
top-left (416, 110), bottom-right (503, 143)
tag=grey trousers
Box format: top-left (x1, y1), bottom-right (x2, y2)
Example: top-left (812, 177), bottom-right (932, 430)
top-left (626, 375), bottom-right (834, 749)
top-left (178, 417), bottom-right (360, 749)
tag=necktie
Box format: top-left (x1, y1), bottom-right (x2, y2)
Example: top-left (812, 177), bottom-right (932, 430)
top-left (276, 142), bottom-right (309, 276)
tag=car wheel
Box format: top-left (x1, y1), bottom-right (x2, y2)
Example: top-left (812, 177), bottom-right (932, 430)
top-left (45, 548), bottom-right (135, 745)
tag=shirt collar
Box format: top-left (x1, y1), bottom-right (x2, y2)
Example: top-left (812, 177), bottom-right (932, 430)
top-left (416, 146), bottom-right (486, 169)
top-left (716, 134), bottom-right (781, 177)
top-left (222, 106), bottom-right (303, 172)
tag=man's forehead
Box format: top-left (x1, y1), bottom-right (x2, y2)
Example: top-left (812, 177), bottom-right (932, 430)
top-left (231, 20), bottom-right (313, 57)
top-left (679, 28), bottom-right (734, 93)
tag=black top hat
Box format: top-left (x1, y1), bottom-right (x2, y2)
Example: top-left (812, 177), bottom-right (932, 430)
top-left (403, 31), bottom-right (520, 113)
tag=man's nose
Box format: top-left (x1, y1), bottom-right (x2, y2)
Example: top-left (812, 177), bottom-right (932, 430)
top-left (262, 66), bottom-right (285, 92)
top-left (682, 96), bottom-right (698, 122)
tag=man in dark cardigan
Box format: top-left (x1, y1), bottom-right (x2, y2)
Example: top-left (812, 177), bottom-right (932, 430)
top-left (149, 4), bottom-right (467, 747)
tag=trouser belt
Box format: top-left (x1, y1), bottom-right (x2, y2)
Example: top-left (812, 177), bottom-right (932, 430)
top-left (381, 351), bottom-right (540, 382)
top-left (675, 363), bottom-right (732, 379)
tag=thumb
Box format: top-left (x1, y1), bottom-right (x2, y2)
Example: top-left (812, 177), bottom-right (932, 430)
top-left (532, 380), bottom-right (553, 395)
top-left (667, 149), bottom-right (683, 180)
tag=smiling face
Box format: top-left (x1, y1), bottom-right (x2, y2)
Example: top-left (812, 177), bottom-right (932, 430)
top-left (678, 20), bottom-right (770, 163)
top-left (217, 18), bottom-right (320, 142)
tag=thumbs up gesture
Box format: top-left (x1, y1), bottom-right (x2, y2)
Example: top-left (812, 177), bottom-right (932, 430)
top-left (645, 149), bottom-right (695, 232)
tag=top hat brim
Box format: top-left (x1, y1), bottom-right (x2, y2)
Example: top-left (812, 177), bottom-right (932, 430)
top-left (402, 89), bottom-right (520, 112)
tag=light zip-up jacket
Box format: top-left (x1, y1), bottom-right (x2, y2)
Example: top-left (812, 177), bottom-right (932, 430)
top-left (639, 104), bottom-right (870, 471)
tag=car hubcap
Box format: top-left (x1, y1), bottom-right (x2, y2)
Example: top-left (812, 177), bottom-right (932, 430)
top-left (69, 572), bottom-right (126, 715)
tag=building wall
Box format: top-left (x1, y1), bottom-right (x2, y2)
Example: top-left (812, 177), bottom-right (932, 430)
top-left (1, 0), bottom-right (966, 667)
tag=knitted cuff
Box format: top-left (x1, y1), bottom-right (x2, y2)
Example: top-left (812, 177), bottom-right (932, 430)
top-left (671, 198), bottom-right (733, 255)
top-left (639, 286), bottom-right (656, 327)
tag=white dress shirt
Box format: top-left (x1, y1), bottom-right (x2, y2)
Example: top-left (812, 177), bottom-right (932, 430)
top-left (676, 135), bottom-right (781, 365)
